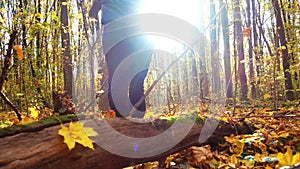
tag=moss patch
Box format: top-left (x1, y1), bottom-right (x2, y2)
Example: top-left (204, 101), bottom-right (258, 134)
top-left (0, 114), bottom-right (84, 138)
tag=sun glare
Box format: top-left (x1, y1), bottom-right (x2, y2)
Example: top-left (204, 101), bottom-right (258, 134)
top-left (138, 0), bottom-right (207, 54)
top-left (139, 0), bottom-right (202, 27)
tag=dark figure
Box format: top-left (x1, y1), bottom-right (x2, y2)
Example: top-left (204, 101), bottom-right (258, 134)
top-left (90, 0), bottom-right (153, 118)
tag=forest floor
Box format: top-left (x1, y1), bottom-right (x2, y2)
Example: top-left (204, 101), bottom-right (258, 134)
top-left (125, 102), bottom-right (300, 169)
top-left (0, 101), bottom-right (300, 169)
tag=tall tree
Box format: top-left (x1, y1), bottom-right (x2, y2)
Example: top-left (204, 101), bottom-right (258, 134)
top-left (234, 0), bottom-right (248, 101)
top-left (198, 1), bottom-right (209, 99)
top-left (35, 0), bottom-right (42, 68)
top-left (191, 54), bottom-right (199, 97)
top-left (252, 0), bottom-right (260, 87)
top-left (272, 0), bottom-right (295, 100)
top-left (19, 0), bottom-right (50, 108)
top-left (210, 0), bottom-right (220, 94)
top-left (61, 0), bottom-right (73, 97)
top-left (246, 0), bottom-right (256, 99)
top-left (219, 0), bottom-right (233, 98)
top-left (281, 0), bottom-right (299, 92)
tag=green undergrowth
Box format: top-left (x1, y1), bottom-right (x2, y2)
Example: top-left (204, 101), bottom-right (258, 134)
top-left (0, 114), bottom-right (84, 138)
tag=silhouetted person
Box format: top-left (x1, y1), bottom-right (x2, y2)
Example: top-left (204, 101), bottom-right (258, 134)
top-left (90, 0), bottom-right (152, 118)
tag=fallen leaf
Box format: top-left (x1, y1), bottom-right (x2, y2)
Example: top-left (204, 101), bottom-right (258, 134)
top-left (14, 117), bottom-right (36, 125)
top-left (58, 122), bottom-right (98, 150)
top-left (277, 146), bottom-right (300, 167)
top-left (264, 93), bottom-right (271, 100)
top-left (229, 155), bottom-right (238, 168)
top-left (105, 110), bottom-right (116, 118)
top-left (28, 107), bottom-right (39, 119)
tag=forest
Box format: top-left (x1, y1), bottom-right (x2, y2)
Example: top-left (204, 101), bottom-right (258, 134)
top-left (0, 0), bottom-right (299, 168)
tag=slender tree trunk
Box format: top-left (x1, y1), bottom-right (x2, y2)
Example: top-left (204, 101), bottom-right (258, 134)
top-left (285, 0), bottom-right (298, 92)
top-left (0, 30), bottom-right (22, 121)
top-left (210, 0), bottom-right (220, 94)
top-left (219, 0), bottom-right (233, 99)
top-left (272, 0), bottom-right (295, 100)
top-left (233, 28), bottom-right (238, 115)
top-left (252, 0), bottom-right (261, 90)
top-left (166, 79), bottom-right (171, 114)
top-left (191, 54), bottom-right (199, 98)
top-left (36, 0), bottom-right (42, 68)
top-left (198, 0), bottom-right (208, 100)
top-left (199, 35), bottom-right (208, 99)
top-left (19, 0), bottom-right (50, 108)
top-left (61, 0), bottom-right (73, 98)
top-left (234, 0), bottom-right (248, 101)
top-left (51, 0), bottom-right (58, 92)
top-left (273, 24), bottom-right (280, 110)
top-left (246, 0), bottom-right (256, 99)
top-left (184, 55), bottom-right (189, 95)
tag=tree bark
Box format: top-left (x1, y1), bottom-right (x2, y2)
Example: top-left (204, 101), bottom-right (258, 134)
top-left (234, 0), bottom-right (248, 101)
top-left (210, 0), bottom-right (220, 94)
top-left (61, 0), bottom-right (73, 98)
top-left (0, 92), bottom-right (22, 121)
top-left (0, 119), bottom-right (253, 169)
top-left (0, 30), bottom-right (22, 121)
top-left (246, 0), bottom-right (256, 99)
top-left (272, 0), bottom-right (295, 101)
top-left (219, 0), bottom-right (233, 99)
top-left (191, 54), bottom-right (199, 98)
top-left (252, 0), bottom-right (261, 92)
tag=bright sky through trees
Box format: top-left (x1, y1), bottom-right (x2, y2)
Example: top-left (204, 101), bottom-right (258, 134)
top-left (138, 0), bottom-right (208, 54)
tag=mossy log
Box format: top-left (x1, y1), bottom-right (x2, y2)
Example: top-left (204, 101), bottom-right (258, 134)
top-left (0, 117), bottom-right (253, 169)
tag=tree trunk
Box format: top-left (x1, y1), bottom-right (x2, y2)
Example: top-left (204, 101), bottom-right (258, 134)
top-left (191, 55), bottom-right (199, 97)
top-left (210, 0), bottom-right (220, 94)
top-left (272, 0), bottom-right (295, 101)
top-left (61, 0), bottom-right (73, 98)
top-left (36, 0), bottom-right (42, 68)
top-left (234, 0), bottom-right (248, 101)
top-left (252, 0), bottom-right (261, 92)
top-left (0, 119), bottom-right (253, 169)
top-left (0, 30), bottom-right (22, 121)
top-left (246, 0), bottom-right (256, 99)
top-left (219, 0), bottom-right (233, 99)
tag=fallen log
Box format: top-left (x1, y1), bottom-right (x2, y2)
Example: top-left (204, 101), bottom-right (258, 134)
top-left (0, 117), bottom-right (253, 169)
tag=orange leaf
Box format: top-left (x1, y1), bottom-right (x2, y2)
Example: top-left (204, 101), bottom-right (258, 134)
top-left (242, 27), bottom-right (252, 38)
top-left (13, 45), bottom-right (24, 60)
top-left (105, 110), bottom-right (116, 118)
top-left (14, 117), bottom-right (36, 125)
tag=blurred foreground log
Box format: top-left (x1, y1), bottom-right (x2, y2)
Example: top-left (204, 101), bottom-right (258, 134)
top-left (0, 118), bottom-right (253, 169)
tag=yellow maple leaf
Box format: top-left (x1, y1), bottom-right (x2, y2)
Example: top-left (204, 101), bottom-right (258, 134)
top-left (224, 134), bottom-right (236, 143)
top-left (264, 93), bottom-right (271, 100)
top-left (59, 124), bottom-right (76, 150)
top-left (58, 122), bottom-right (98, 150)
top-left (221, 117), bottom-right (229, 123)
top-left (277, 146), bottom-right (300, 167)
top-left (229, 155), bottom-right (238, 168)
top-left (13, 45), bottom-right (24, 60)
top-left (232, 139), bottom-right (245, 155)
top-left (226, 135), bottom-right (245, 155)
top-left (28, 107), bottom-right (39, 119)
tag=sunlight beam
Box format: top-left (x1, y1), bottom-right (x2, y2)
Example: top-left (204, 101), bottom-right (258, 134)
top-left (137, 0), bottom-right (208, 53)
